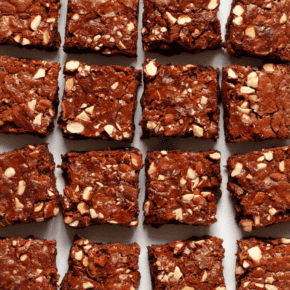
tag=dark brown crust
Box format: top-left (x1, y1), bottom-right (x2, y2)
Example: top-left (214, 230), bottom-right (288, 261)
top-left (60, 147), bottom-right (143, 229)
top-left (63, 0), bottom-right (139, 57)
top-left (58, 61), bottom-right (141, 143)
top-left (140, 58), bottom-right (220, 139)
top-left (0, 144), bottom-right (60, 228)
top-left (60, 235), bottom-right (141, 290)
top-left (142, 0), bottom-right (222, 55)
top-left (148, 236), bottom-right (226, 290)
top-left (0, 236), bottom-right (60, 289)
top-left (144, 150), bottom-right (222, 227)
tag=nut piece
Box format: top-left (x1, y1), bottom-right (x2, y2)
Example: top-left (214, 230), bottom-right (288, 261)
top-left (83, 282), bottom-right (94, 289)
top-left (182, 287), bottom-right (195, 290)
top-left (233, 5), bottom-right (244, 16)
top-left (209, 152), bottom-right (221, 160)
top-left (208, 0), bottom-right (218, 10)
top-left (280, 13), bottom-right (287, 24)
top-left (148, 162), bottom-right (157, 174)
top-left (263, 64), bottom-right (275, 73)
top-left (201, 270), bottom-right (207, 282)
top-left (173, 208), bottom-right (183, 220)
top-left (28, 99), bottom-right (36, 111)
top-left (279, 161), bottom-right (285, 172)
top-left (177, 15), bottom-right (191, 25)
top-left (75, 250), bottom-right (83, 260)
top-left (193, 125), bottom-right (203, 137)
top-left (145, 61), bottom-right (157, 76)
top-left (15, 198), bottom-right (24, 209)
top-left (67, 123), bottom-right (85, 134)
top-left (33, 68), bottom-right (46, 79)
top-left (104, 125), bottom-right (116, 137)
top-left (31, 15), bottom-right (42, 31)
top-left (77, 202), bottom-right (89, 214)
top-left (233, 16), bottom-right (243, 25)
top-left (4, 167), bottom-right (15, 178)
top-left (33, 113), bottom-right (42, 125)
top-left (83, 187), bottom-right (93, 201)
top-left (187, 168), bottom-right (196, 179)
top-left (245, 26), bottom-right (256, 38)
top-left (231, 162), bottom-right (243, 177)
top-left (34, 202), bottom-right (44, 212)
top-left (182, 194), bottom-right (194, 201)
top-left (240, 86), bottom-right (255, 94)
top-left (248, 246), bottom-right (262, 261)
top-left (173, 266), bottom-right (183, 280)
top-left (247, 72), bottom-right (258, 88)
top-left (165, 12), bottom-right (177, 24)
top-left (65, 78), bottom-right (74, 91)
top-left (263, 151), bottom-right (273, 161)
top-left (144, 201), bottom-right (151, 215)
top-left (76, 111), bottom-right (90, 121)
top-left (111, 82), bottom-right (119, 90)
top-left (265, 286), bottom-right (278, 290)
top-left (228, 68), bottom-right (238, 79)
top-left (17, 180), bottom-right (26, 195)
top-left (66, 60), bottom-right (80, 71)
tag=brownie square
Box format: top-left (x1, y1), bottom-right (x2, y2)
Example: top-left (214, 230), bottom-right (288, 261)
top-left (140, 58), bottom-right (220, 139)
top-left (0, 236), bottom-right (59, 289)
top-left (226, 0), bottom-right (290, 61)
top-left (0, 0), bottom-right (61, 51)
top-left (59, 61), bottom-right (141, 143)
top-left (236, 237), bottom-right (290, 289)
top-left (148, 236), bottom-right (226, 290)
top-left (0, 55), bottom-right (60, 137)
top-left (60, 148), bottom-right (143, 228)
top-left (61, 235), bottom-right (141, 290)
top-left (144, 150), bottom-right (222, 227)
top-left (0, 144), bottom-right (59, 228)
top-left (142, 0), bottom-right (222, 55)
top-left (63, 0), bottom-right (139, 56)
top-left (222, 64), bottom-right (290, 143)
top-left (228, 145), bottom-right (290, 232)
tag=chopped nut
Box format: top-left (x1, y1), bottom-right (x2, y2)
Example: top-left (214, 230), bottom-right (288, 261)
top-left (78, 202), bottom-right (89, 214)
top-left (76, 111), bottom-right (90, 121)
top-left (67, 122), bottom-right (85, 134)
top-left (83, 187), bottom-right (93, 201)
top-left (22, 38), bottom-right (30, 45)
top-left (263, 151), bottom-right (273, 161)
top-left (144, 201), bottom-right (151, 215)
top-left (182, 287), bottom-right (195, 290)
top-left (31, 15), bottom-right (42, 31)
top-left (34, 202), bottom-right (44, 212)
top-left (33, 113), bottom-right (42, 125)
top-left (43, 30), bottom-right (50, 44)
top-left (65, 78), bottom-right (74, 91)
top-left (111, 82), bottom-right (119, 90)
top-left (69, 220), bottom-right (79, 227)
top-left (47, 190), bottom-right (54, 196)
top-left (208, 0), bottom-right (218, 10)
top-left (28, 99), bottom-right (36, 111)
top-left (4, 167), bottom-right (15, 178)
top-left (257, 156), bottom-right (265, 162)
top-left (243, 260), bottom-right (250, 268)
top-left (33, 68), bottom-right (46, 79)
top-left (254, 215), bottom-right (260, 225)
top-left (180, 177), bottom-right (187, 186)
top-left (263, 64), bottom-right (275, 73)
top-left (265, 285), bottom-right (278, 290)
top-left (177, 15), bottom-right (191, 25)
top-left (145, 60), bottom-right (157, 76)
top-left (237, 106), bottom-right (251, 114)
top-left (173, 208), bottom-right (183, 220)
top-left (89, 209), bottom-right (98, 219)
top-left (182, 194), bottom-right (194, 201)
top-left (240, 86), bottom-right (255, 94)
top-left (209, 152), bottom-right (221, 160)
top-left (130, 221), bottom-right (138, 226)
top-left (66, 60), bottom-right (80, 71)
top-left (20, 254), bottom-right (28, 262)
top-left (246, 174), bottom-right (253, 179)
top-left (187, 168), bottom-right (196, 179)
top-left (245, 26), bottom-right (256, 38)
top-left (15, 198), bottom-right (24, 209)
top-left (72, 14), bottom-right (79, 20)
top-left (240, 220), bottom-right (253, 232)
top-left (165, 12), bottom-right (177, 24)
top-left (280, 13), bottom-right (287, 24)
top-left (233, 5), bottom-right (244, 16)
top-left (201, 96), bottom-right (208, 105)
top-left (269, 208), bottom-right (277, 215)
top-left (173, 266), bottom-right (183, 280)
top-left (85, 106), bottom-right (94, 114)
top-left (127, 22), bottom-right (135, 31)
top-left (201, 270), bottom-right (207, 282)
top-left (257, 163), bottom-right (267, 169)
top-left (17, 180), bottom-right (26, 195)
top-left (147, 121), bottom-right (157, 129)
top-left (231, 162), bottom-right (243, 177)
top-left (193, 125), bottom-right (203, 137)
top-left (235, 266), bottom-right (245, 274)
top-left (148, 162), bottom-right (157, 174)
top-left (158, 174), bottom-right (165, 180)
top-left (53, 207), bottom-right (59, 216)
top-left (247, 72), bottom-right (258, 88)
top-left (82, 282), bottom-right (94, 289)
top-left (279, 161), bottom-right (285, 172)
top-left (233, 16), bottom-right (243, 25)
top-left (104, 125), bottom-right (116, 137)
top-left (75, 250), bottom-right (83, 260)
top-left (281, 238), bottom-right (290, 244)
top-left (228, 68), bottom-right (238, 79)
top-left (14, 35), bottom-right (20, 43)
top-left (248, 246), bottom-right (262, 261)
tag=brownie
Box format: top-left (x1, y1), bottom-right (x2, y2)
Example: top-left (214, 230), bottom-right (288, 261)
top-left (0, 0), bottom-right (61, 51)
top-left (58, 61), bottom-right (141, 143)
top-left (142, 0), bottom-right (222, 55)
top-left (63, 0), bottom-right (139, 56)
top-left (144, 150), bottom-right (222, 227)
top-left (60, 148), bottom-right (143, 228)
top-left (236, 237), bottom-right (290, 289)
top-left (0, 144), bottom-right (59, 228)
top-left (140, 58), bottom-right (220, 139)
top-left (228, 145), bottom-right (290, 232)
top-left (226, 0), bottom-right (290, 62)
top-left (61, 235), bottom-right (141, 290)
top-left (0, 236), bottom-right (60, 289)
top-left (222, 64), bottom-right (290, 143)
top-left (0, 55), bottom-right (60, 137)
top-left (148, 236), bottom-right (226, 290)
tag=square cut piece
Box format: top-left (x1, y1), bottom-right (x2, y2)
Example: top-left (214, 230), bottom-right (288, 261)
top-left (59, 61), bottom-right (141, 143)
top-left (228, 145), bottom-right (290, 232)
top-left (148, 236), bottom-right (226, 290)
top-left (60, 148), bottom-right (143, 228)
top-left (64, 0), bottom-right (139, 56)
top-left (61, 235), bottom-right (141, 290)
top-left (222, 64), bottom-right (290, 142)
top-left (236, 237), bottom-right (290, 289)
top-left (142, 0), bottom-right (222, 55)
top-left (140, 58), bottom-right (220, 139)
top-left (0, 0), bottom-right (61, 50)
top-left (144, 150), bottom-right (222, 227)
top-left (0, 55), bottom-right (60, 137)
top-left (226, 0), bottom-right (290, 61)
top-left (0, 144), bottom-right (59, 228)
top-left (0, 236), bottom-right (59, 289)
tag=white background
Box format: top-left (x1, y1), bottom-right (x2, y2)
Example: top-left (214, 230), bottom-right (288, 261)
top-left (0, 0), bottom-right (289, 289)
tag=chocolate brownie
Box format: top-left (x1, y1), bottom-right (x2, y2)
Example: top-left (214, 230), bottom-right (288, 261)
top-left (226, 0), bottom-right (290, 62)
top-left (0, 0), bottom-right (61, 51)
top-left (222, 64), bottom-right (290, 143)
top-left (59, 61), bottom-right (141, 143)
top-left (236, 237), bottom-right (290, 289)
top-left (0, 236), bottom-right (59, 289)
top-left (0, 55), bottom-right (60, 137)
top-left (140, 58), bottom-right (220, 139)
top-left (0, 144), bottom-right (59, 228)
top-left (60, 148), bottom-right (143, 228)
top-left (144, 150), bottom-right (222, 227)
top-left (148, 236), bottom-right (226, 290)
top-left (142, 0), bottom-right (222, 55)
top-left (228, 145), bottom-right (290, 232)
top-left (63, 0), bottom-right (139, 56)
top-left (61, 235), bottom-right (141, 290)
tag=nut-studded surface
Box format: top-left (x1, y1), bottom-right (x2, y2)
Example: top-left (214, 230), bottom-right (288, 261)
top-left (144, 150), bottom-right (222, 227)
top-left (60, 148), bottom-right (143, 228)
top-left (0, 55), bottom-right (60, 137)
top-left (226, 0), bottom-right (290, 61)
top-left (142, 0), bottom-right (222, 55)
top-left (222, 64), bottom-right (290, 142)
top-left (0, 0), bottom-right (61, 51)
top-left (236, 237), bottom-right (290, 289)
top-left (0, 236), bottom-right (59, 289)
top-left (140, 58), bottom-right (220, 139)
top-left (59, 61), bottom-right (141, 142)
top-left (61, 235), bottom-right (141, 290)
top-left (148, 236), bottom-right (226, 290)
top-left (64, 0), bottom-right (139, 56)
top-left (228, 145), bottom-right (290, 232)
top-left (0, 144), bottom-right (60, 228)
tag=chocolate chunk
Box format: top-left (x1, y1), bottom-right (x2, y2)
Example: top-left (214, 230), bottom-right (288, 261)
top-left (0, 144), bottom-right (60, 228)
top-left (59, 61), bottom-right (141, 142)
top-left (60, 148), bottom-right (143, 228)
top-left (144, 150), bottom-right (222, 227)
